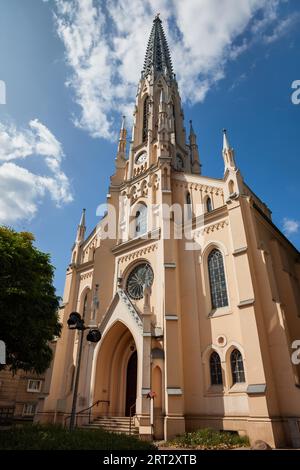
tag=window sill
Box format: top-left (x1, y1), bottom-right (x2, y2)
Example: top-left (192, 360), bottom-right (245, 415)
top-left (208, 307), bottom-right (232, 318)
top-left (206, 385), bottom-right (224, 396)
top-left (228, 383), bottom-right (247, 394)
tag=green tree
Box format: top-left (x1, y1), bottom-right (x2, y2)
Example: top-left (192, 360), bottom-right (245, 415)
top-left (0, 227), bottom-right (61, 373)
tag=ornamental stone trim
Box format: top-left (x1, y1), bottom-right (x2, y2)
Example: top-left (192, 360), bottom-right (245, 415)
top-left (79, 270), bottom-right (93, 280)
top-left (119, 243), bottom-right (158, 263)
top-left (118, 288), bottom-right (143, 330)
top-left (193, 220), bottom-right (228, 238)
top-left (173, 181), bottom-right (223, 196)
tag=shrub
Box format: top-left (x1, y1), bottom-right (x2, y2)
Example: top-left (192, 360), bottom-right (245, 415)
top-left (0, 424), bottom-right (155, 450)
top-left (165, 428), bottom-right (249, 450)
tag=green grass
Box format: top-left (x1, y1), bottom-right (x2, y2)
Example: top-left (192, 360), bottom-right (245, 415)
top-left (164, 428), bottom-right (250, 450)
top-left (0, 424), bottom-right (156, 450)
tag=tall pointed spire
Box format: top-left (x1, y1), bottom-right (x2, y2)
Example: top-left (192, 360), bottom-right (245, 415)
top-left (223, 128), bottom-right (230, 152)
top-left (112, 115), bottom-right (127, 183)
top-left (189, 120), bottom-right (201, 174)
top-left (142, 14), bottom-right (174, 79)
top-left (222, 129), bottom-right (236, 171)
top-left (117, 115), bottom-right (127, 157)
top-left (76, 208), bottom-right (86, 243)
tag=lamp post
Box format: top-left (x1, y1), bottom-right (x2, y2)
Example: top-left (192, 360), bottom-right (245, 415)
top-left (67, 312), bottom-right (101, 430)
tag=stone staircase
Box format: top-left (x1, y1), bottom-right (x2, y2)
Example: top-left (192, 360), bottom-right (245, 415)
top-left (82, 416), bottom-right (139, 435)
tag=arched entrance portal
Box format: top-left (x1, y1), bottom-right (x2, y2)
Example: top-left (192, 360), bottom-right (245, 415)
top-left (125, 351), bottom-right (137, 416)
top-left (93, 322), bottom-right (138, 417)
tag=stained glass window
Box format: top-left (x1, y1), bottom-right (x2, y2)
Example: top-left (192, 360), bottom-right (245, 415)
top-left (230, 349), bottom-right (245, 384)
top-left (206, 197), bottom-right (212, 212)
top-left (210, 351), bottom-right (223, 385)
top-left (126, 263), bottom-right (154, 300)
top-left (208, 249), bottom-right (228, 309)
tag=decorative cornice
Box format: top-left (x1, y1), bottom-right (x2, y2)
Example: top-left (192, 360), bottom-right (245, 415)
top-left (173, 180), bottom-right (224, 196)
top-left (118, 242), bottom-right (158, 263)
top-left (79, 270), bottom-right (93, 281)
top-left (76, 261), bottom-right (94, 273)
top-left (193, 219), bottom-right (228, 237)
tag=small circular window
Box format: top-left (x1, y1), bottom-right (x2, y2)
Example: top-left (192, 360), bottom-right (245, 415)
top-left (126, 263), bottom-right (154, 300)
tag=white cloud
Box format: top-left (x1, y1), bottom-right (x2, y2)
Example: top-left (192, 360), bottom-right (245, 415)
top-left (0, 119), bottom-right (73, 224)
top-left (263, 12), bottom-right (300, 44)
top-left (283, 218), bottom-right (299, 236)
top-left (52, 0), bottom-right (292, 140)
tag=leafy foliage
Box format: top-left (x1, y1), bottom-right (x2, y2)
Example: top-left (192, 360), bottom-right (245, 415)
top-left (165, 428), bottom-right (249, 450)
top-left (0, 227), bottom-right (61, 373)
top-left (0, 425), bottom-right (155, 450)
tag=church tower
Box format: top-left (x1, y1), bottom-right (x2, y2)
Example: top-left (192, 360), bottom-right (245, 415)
top-left (41, 16), bottom-right (300, 448)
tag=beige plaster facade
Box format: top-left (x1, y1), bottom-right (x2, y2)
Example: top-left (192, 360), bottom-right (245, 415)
top-left (40, 17), bottom-right (300, 448)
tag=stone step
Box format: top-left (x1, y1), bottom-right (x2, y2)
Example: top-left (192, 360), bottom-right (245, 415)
top-left (94, 416), bottom-right (132, 421)
top-left (82, 423), bottom-right (139, 435)
top-left (93, 419), bottom-right (132, 425)
top-left (82, 415), bottom-right (139, 435)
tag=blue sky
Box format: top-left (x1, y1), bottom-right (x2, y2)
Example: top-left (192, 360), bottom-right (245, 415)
top-left (0, 0), bottom-right (299, 296)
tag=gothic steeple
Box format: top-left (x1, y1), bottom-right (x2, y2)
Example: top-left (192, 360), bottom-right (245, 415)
top-left (222, 129), bottom-right (236, 171)
top-left (76, 208), bottom-right (86, 243)
top-left (126, 15), bottom-right (189, 180)
top-left (142, 14), bottom-right (174, 80)
top-left (189, 120), bottom-right (201, 174)
top-left (117, 115), bottom-right (127, 160)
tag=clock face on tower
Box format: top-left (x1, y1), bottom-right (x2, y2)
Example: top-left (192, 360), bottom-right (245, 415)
top-left (135, 152), bottom-right (147, 165)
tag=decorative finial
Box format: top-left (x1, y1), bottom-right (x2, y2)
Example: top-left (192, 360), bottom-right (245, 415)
top-left (189, 119), bottom-right (195, 135)
top-left (121, 115), bottom-right (126, 130)
top-left (223, 128), bottom-right (230, 151)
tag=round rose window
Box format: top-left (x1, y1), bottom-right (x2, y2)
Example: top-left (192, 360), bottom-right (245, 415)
top-left (126, 263), bottom-right (154, 300)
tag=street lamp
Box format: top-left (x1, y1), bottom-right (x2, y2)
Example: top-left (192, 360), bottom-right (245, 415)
top-left (67, 311), bottom-right (101, 430)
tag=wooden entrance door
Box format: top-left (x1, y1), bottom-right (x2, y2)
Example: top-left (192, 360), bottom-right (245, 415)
top-left (125, 351), bottom-right (137, 416)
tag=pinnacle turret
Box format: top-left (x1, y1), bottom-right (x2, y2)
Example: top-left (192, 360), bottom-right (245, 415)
top-left (76, 208), bottom-right (86, 243)
top-left (222, 129), bottom-right (237, 171)
top-left (189, 120), bottom-right (201, 174)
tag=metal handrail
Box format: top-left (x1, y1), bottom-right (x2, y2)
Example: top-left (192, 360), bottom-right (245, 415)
top-left (129, 403), bottom-right (136, 435)
top-left (64, 399), bottom-right (110, 427)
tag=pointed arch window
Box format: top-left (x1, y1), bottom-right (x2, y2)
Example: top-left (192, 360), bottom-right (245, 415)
top-left (186, 192), bottom-right (192, 219)
top-left (206, 197), bottom-right (212, 213)
top-left (143, 96), bottom-right (149, 142)
top-left (208, 249), bottom-right (228, 309)
top-left (210, 351), bottom-right (223, 385)
top-left (135, 204), bottom-right (147, 236)
top-left (230, 349), bottom-right (245, 384)
top-left (82, 293), bottom-right (88, 319)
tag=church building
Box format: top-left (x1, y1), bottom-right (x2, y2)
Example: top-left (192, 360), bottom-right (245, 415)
top-left (40, 16), bottom-right (300, 448)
